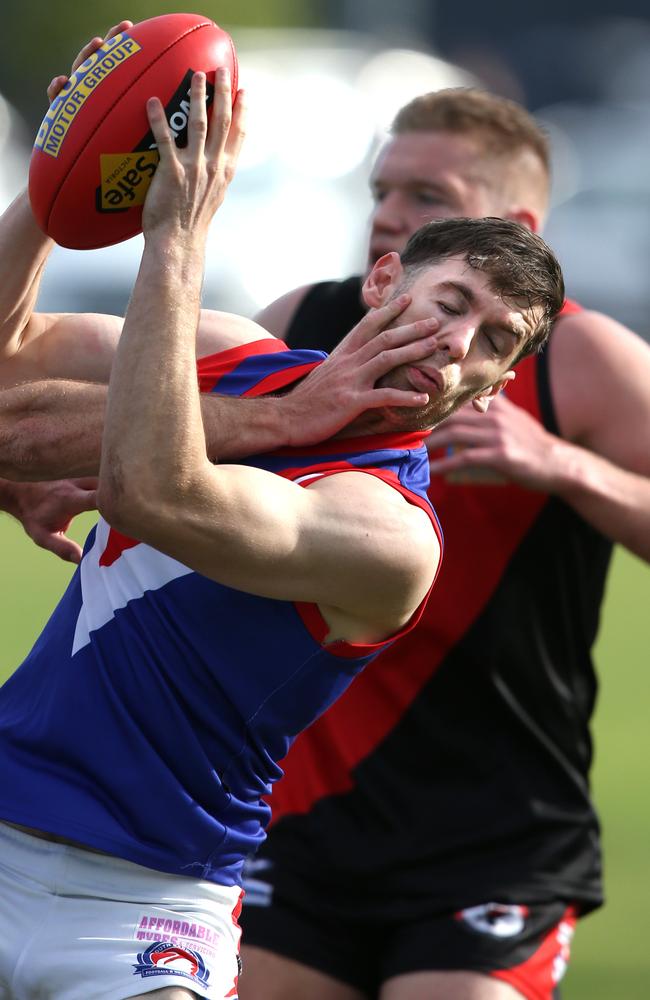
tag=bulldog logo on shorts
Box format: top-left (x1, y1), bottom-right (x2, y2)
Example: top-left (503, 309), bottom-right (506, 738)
top-left (456, 903), bottom-right (529, 938)
top-left (133, 941), bottom-right (210, 984)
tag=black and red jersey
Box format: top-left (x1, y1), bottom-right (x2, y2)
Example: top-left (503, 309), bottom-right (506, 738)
top-left (257, 279), bottom-right (611, 918)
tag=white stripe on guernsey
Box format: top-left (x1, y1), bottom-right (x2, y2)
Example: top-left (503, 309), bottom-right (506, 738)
top-left (72, 519), bottom-right (193, 655)
top-left (292, 473), bottom-right (325, 484)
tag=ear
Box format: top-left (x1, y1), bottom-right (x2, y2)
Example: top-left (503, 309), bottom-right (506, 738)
top-left (505, 207), bottom-right (541, 234)
top-left (362, 252), bottom-right (404, 308)
top-left (471, 370), bottom-right (516, 413)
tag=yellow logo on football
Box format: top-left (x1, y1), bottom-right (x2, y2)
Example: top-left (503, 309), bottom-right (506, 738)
top-left (99, 152), bottom-right (160, 210)
top-left (35, 33), bottom-right (142, 158)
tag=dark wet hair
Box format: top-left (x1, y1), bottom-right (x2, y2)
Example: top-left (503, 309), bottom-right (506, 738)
top-left (400, 217), bottom-right (565, 358)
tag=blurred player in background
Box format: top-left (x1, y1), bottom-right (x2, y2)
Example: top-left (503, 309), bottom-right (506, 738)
top-left (238, 89), bottom-right (650, 1000)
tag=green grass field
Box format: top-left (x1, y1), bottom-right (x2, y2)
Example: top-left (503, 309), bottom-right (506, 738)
top-left (0, 512), bottom-right (648, 998)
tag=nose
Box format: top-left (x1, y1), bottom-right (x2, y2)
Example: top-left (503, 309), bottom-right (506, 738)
top-left (438, 322), bottom-right (475, 361)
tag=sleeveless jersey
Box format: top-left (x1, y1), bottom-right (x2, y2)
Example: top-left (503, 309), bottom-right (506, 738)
top-left (258, 280), bottom-right (612, 918)
top-left (0, 339), bottom-right (440, 888)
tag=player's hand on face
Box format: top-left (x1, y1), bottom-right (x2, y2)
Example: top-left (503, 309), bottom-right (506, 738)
top-left (281, 295), bottom-right (442, 446)
top-left (142, 68), bottom-right (246, 243)
top-left (12, 478), bottom-right (98, 563)
top-left (427, 392), bottom-right (565, 491)
top-left (47, 21), bottom-right (134, 105)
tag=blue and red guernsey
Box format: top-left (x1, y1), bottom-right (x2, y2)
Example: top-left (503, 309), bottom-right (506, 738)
top-left (0, 340), bottom-right (441, 887)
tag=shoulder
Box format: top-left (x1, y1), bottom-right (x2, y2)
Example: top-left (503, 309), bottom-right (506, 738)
top-left (309, 469), bottom-right (439, 588)
top-left (196, 309), bottom-right (279, 359)
top-left (552, 306), bottom-right (643, 349)
top-left (550, 307), bottom-right (650, 397)
top-left (549, 308), bottom-right (650, 469)
top-left (255, 277), bottom-right (365, 351)
top-left (308, 468), bottom-right (439, 638)
top-left (254, 284), bottom-right (317, 338)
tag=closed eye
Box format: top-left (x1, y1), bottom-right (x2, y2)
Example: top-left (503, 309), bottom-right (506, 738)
top-left (414, 191), bottom-right (446, 205)
top-left (482, 330), bottom-right (502, 353)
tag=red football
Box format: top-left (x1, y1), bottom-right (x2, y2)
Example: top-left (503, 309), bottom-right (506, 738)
top-left (28, 13), bottom-right (238, 250)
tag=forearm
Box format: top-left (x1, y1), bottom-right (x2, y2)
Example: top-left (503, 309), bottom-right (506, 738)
top-left (0, 380), bottom-right (105, 480)
top-left (0, 372), bottom-right (310, 485)
top-left (202, 393), bottom-right (295, 460)
top-left (0, 190), bottom-right (54, 360)
top-left (550, 438), bottom-right (650, 562)
top-left (100, 234), bottom-right (208, 513)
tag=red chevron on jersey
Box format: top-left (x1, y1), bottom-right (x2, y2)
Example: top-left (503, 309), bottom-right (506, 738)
top-left (99, 527), bottom-right (140, 567)
top-left (73, 520), bottom-right (192, 655)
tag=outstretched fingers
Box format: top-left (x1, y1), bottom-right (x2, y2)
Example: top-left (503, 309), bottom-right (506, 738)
top-left (205, 67), bottom-right (232, 160)
top-left (225, 87), bottom-right (248, 172)
top-left (47, 75), bottom-right (70, 104)
top-left (361, 317), bottom-right (440, 377)
top-left (187, 71), bottom-right (209, 159)
top-left (332, 294), bottom-right (411, 354)
top-left (71, 21), bottom-right (134, 74)
top-left (205, 67), bottom-right (248, 180)
top-left (146, 95), bottom-right (175, 159)
top-left (48, 21), bottom-right (134, 104)
top-left (356, 385), bottom-right (429, 410)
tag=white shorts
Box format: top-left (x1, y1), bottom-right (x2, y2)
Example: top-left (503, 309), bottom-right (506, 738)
top-left (0, 821), bottom-right (243, 1000)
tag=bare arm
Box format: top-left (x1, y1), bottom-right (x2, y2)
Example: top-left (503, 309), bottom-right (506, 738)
top-left (98, 71), bottom-right (437, 644)
top-left (427, 310), bottom-right (650, 563)
top-left (0, 191), bottom-right (56, 365)
top-left (0, 24), bottom-right (134, 374)
top-left (0, 301), bottom-right (435, 480)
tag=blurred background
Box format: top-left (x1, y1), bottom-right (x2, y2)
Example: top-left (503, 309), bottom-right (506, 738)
top-left (0, 1), bottom-right (649, 997)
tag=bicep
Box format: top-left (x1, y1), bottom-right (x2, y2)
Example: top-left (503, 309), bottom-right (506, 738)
top-left (118, 466), bottom-right (438, 625)
top-left (196, 309), bottom-right (278, 358)
top-left (551, 312), bottom-right (650, 475)
top-left (0, 311), bottom-right (123, 387)
top-left (1, 309), bottom-right (277, 388)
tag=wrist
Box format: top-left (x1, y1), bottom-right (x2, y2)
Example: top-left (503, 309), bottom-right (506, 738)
top-left (545, 436), bottom-right (594, 497)
top-left (144, 229), bottom-right (206, 261)
top-left (272, 393), bottom-right (304, 449)
top-left (241, 395), bottom-right (295, 454)
top-left (140, 234), bottom-right (207, 302)
top-left (0, 477), bottom-right (24, 517)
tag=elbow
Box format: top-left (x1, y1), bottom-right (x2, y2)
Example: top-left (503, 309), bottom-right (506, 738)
top-left (96, 486), bottom-right (132, 536)
top-left (96, 484), bottom-right (153, 539)
top-left (97, 450), bottom-right (138, 534)
top-left (96, 462), bottom-right (147, 537)
top-left (97, 453), bottom-right (178, 540)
